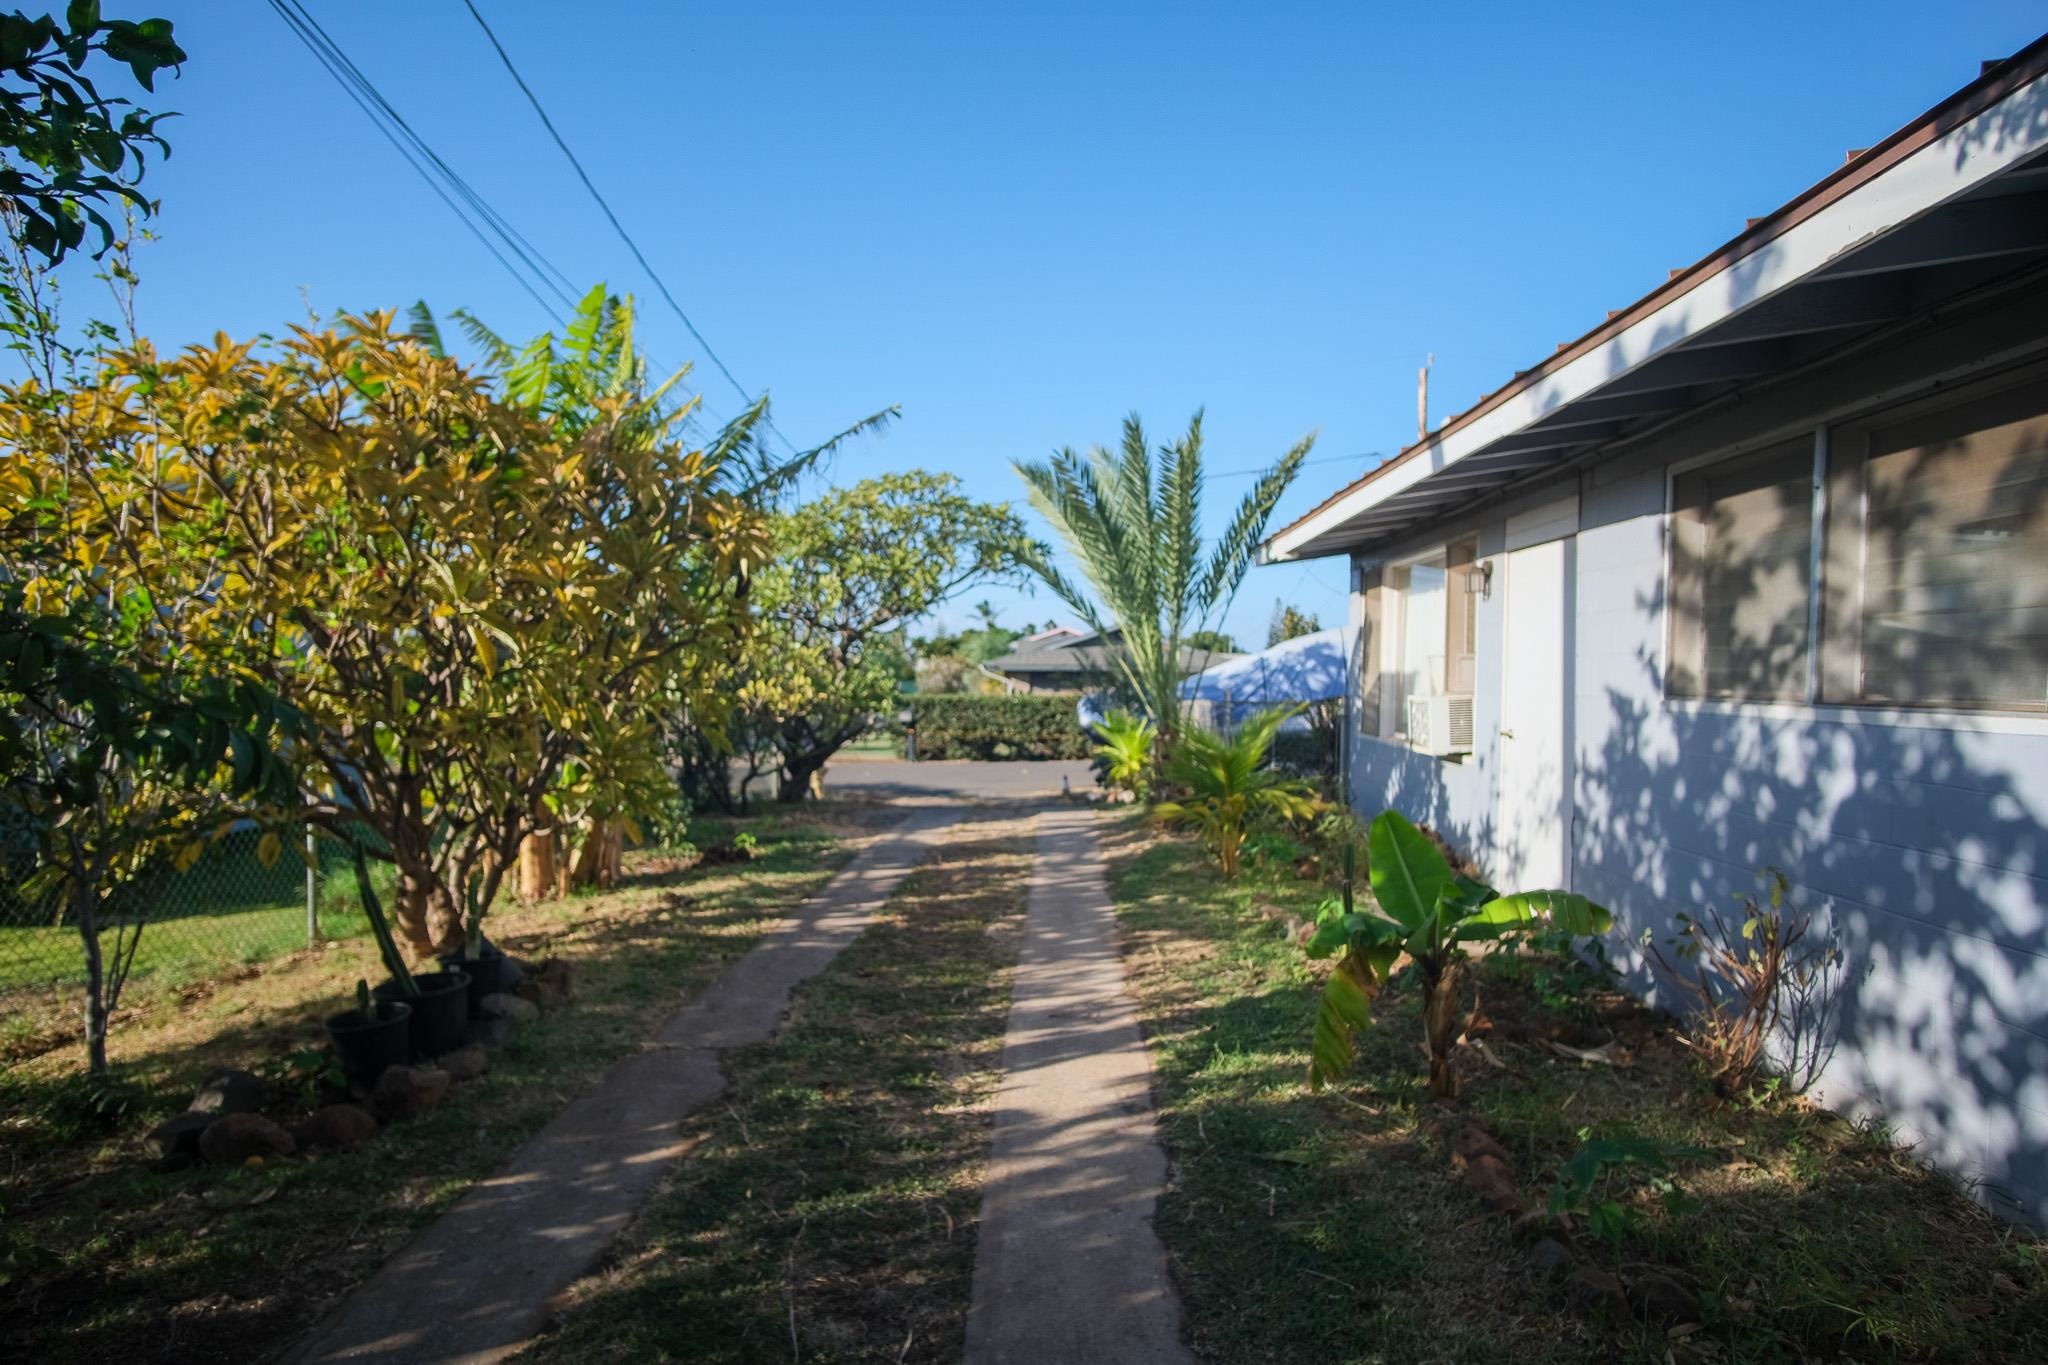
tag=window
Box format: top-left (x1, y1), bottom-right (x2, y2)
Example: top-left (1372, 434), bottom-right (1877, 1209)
top-left (1821, 370), bottom-right (2048, 710)
top-left (1667, 439), bottom-right (1815, 701)
top-left (1374, 536), bottom-right (1478, 751)
top-left (1664, 361), bottom-right (2048, 714)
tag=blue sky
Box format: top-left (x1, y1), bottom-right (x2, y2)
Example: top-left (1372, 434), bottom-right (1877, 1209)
top-left (78, 1), bottom-right (2048, 647)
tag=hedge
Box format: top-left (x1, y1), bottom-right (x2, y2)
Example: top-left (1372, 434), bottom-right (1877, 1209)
top-left (909, 693), bottom-right (1093, 761)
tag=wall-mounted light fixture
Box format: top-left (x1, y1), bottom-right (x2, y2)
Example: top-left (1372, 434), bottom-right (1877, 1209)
top-left (1464, 560), bottom-right (1494, 600)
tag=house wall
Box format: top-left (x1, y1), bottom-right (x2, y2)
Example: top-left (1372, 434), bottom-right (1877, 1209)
top-left (1342, 276), bottom-right (2048, 1225)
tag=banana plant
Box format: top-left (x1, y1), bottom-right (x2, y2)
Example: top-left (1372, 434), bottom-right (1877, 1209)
top-left (1307, 809), bottom-right (1610, 1097)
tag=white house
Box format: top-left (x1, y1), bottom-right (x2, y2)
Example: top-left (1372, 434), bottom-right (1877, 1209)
top-left (1261, 37), bottom-right (2048, 1225)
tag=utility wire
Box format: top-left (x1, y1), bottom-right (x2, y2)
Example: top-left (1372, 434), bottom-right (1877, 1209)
top-left (458, 0), bottom-right (797, 455)
top-left (264, 0), bottom-right (726, 440)
top-left (1206, 449), bottom-right (1387, 481)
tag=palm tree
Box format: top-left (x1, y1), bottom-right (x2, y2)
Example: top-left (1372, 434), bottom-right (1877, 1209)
top-left (1013, 411), bottom-right (1312, 744)
top-left (1154, 705), bottom-right (1321, 877)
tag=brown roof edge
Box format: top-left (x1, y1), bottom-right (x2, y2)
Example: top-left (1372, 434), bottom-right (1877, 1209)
top-left (1269, 32), bottom-right (2048, 554)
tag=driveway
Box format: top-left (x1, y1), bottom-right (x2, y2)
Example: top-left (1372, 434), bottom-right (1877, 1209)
top-left (820, 757), bottom-right (1098, 801)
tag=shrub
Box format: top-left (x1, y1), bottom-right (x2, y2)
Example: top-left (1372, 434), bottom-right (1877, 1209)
top-left (909, 694), bottom-right (1092, 761)
top-left (1648, 867), bottom-right (1843, 1098)
top-left (1155, 708), bottom-right (1321, 878)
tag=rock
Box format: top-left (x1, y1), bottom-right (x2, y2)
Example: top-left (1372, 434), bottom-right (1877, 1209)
top-left (150, 1151), bottom-right (199, 1174)
top-left (1626, 1270), bottom-right (1699, 1325)
top-left (145, 1111), bottom-right (219, 1161)
top-left (371, 1065), bottom-right (451, 1122)
top-left (469, 1016), bottom-right (514, 1050)
top-left (197, 1112), bottom-right (296, 1164)
top-left (1450, 1124), bottom-right (1512, 1166)
top-left (500, 956), bottom-right (528, 988)
top-left (479, 992), bottom-right (539, 1023)
top-left (1526, 1236), bottom-right (1575, 1278)
top-left (187, 1067), bottom-right (269, 1117)
top-left (293, 1104), bottom-right (378, 1151)
top-left (1566, 1266), bottom-right (1628, 1313)
top-left (439, 1042), bottom-right (489, 1083)
top-left (1462, 1154), bottom-right (1526, 1214)
top-left (1508, 1209), bottom-right (1571, 1245)
top-left (514, 957), bottom-right (576, 1010)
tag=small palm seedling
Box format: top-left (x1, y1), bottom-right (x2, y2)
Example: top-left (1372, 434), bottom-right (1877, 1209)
top-left (1093, 709), bottom-right (1156, 799)
top-left (1307, 809), bottom-right (1611, 1097)
top-left (1154, 706), bottom-right (1320, 878)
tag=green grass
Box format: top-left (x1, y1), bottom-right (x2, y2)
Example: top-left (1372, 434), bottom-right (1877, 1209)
top-left (1102, 816), bottom-right (2048, 1365)
top-left (0, 831), bottom-right (389, 994)
top-left (523, 812), bottom-right (1030, 1364)
top-left (0, 802), bottom-right (889, 1364)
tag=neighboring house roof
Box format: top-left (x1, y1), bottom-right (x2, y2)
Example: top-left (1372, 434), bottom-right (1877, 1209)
top-left (1179, 627), bottom-right (1357, 705)
top-left (1005, 626), bottom-right (1090, 653)
top-left (1261, 37), bottom-right (2048, 564)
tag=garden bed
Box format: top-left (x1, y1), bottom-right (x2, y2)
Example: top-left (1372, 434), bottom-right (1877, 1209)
top-left (522, 809), bottom-right (1031, 1363)
top-left (0, 802), bottom-right (893, 1364)
top-left (1102, 815), bottom-right (2048, 1365)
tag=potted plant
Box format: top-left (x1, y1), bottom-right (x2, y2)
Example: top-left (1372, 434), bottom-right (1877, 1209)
top-left (325, 979), bottom-right (412, 1087)
top-left (348, 843), bottom-right (469, 1060)
top-left (436, 882), bottom-right (516, 1015)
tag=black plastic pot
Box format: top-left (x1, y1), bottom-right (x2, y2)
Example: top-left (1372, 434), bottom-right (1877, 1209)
top-left (437, 946), bottom-right (513, 1015)
top-left (372, 969), bottom-right (470, 1060)
top-left (325, 1001), bottom-right (413, 1087)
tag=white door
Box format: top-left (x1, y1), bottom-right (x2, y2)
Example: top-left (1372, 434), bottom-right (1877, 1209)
top-left (1493, 537), bottom-right (1573, 890)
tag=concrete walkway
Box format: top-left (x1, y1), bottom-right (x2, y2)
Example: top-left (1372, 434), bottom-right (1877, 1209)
top-left (288, 805), bottom-right (961, 1365)
top-left (964, 807), bottom-right (1197, 1365)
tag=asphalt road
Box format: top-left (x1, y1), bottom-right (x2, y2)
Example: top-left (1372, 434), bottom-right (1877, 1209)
top-left (819, 757), bottom-right (1098, 800)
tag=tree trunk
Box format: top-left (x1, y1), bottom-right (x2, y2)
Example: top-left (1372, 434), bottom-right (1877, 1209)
top-left (75, 882), bottom-right (109, 1075)
top-left (392, 859), bottom-right (463, 958)
top-left (777, 758), bottom-right (823, 803)
top-left (1420, 956), bottom-right (1468, 1099)
top-left (563, 818), bottom-right (623, 889)
top-left (517, 819), bottom-right (555, 903)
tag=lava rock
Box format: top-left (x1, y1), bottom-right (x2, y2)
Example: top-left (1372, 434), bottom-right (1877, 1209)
top-left (188, 1068), bottom-right (269, 1117)
top-left (371, 1065), bottom-right (451, 1122)
top-left (479, 992), bottom-right (539, 1023)
top-left (515, 957), bottom-right (576, 1008)
top-left (1462, 1154), bottom-right (1526, 1214)
top-left (1526, 1237), bottom-right (1575, 1278)
top-left (293, 1104), bottom-right (378, 1151)
top-left (1508, 1209), bottom-right (1572, 1245)
top-left (1450, 1124), bottom-right (1512, 1165)
top-left (197, 1112), bottom-right (296, 1164)
top-left (1626, 1270), bottom-right (1700, 1325)
top-left (145, 1111), bottom-right (219, 1161)
top-left (439, 1042), bottom-right (489, 1083)
top-left (1566, 1266), bottom-right (1629, 1313)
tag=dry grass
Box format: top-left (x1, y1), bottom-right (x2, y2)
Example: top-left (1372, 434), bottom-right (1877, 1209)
top-left (520, 805), bottom-right (1033, 1363)
top-left (1102, 814), bottom-right (2048, 1365)
top-left (0, 801), bottom-right (894, 1364)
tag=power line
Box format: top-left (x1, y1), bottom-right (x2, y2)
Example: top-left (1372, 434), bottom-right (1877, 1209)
top-left (459, 0), bottom-right (796, 455)
top-left (1206, 449), bottom-right (1386, 481)
top-left (263, 0), bottom-right (725, 441)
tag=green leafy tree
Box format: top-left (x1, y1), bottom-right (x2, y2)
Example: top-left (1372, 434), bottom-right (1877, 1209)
top-left (1153, 706), bottom-right (1320, 877)
top-left (0, 4), bottom-right (184, 264)
top-left (705, 473), bottom-right (1028, 805)
top-left (1013, 411), bottom-right (1311, 746)
top-left (1307, 810), bottom-right (1612, 1097)
top-left (1266, 601), bottom-right (1320, 647)
top-left (1184, 628), bottom-right (1238, 655)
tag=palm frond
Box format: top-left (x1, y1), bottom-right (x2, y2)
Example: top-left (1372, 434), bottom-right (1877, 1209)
top-left (405, 300), bottom-right (446, 357)
top-left (1198, 431), bottom-right (1314, 618)
top-left (449, 307), bottom-right (518, 370)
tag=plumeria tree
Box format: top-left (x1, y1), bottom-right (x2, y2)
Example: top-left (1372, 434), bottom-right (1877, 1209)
top-left (20, 312), bottom-right (768, 957)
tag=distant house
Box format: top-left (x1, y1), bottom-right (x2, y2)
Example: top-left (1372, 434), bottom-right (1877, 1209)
top-left (1260, 40), bottom-right (2048, 1226)
top-left (983, 627), bottom-right (1237, 694)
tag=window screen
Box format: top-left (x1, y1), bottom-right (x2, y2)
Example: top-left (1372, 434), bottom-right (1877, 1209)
top-left (1668, 440), bottom-right (1814, 700)
top-left (1823, 374), bottom-right (2048, 710)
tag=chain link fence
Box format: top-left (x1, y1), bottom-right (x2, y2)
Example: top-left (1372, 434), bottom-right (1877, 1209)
top-left (0, 824), bottom-right (378, 1008)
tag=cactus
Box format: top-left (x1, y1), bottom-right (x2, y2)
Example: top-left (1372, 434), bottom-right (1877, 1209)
top-left (351, 842), bottom-right (418, 997)
top-left (355, 978), bottom-right (374, 1021)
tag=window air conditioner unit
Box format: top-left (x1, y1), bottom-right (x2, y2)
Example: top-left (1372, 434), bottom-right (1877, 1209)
top-left (1406, 694), bottom-right (1474, 756)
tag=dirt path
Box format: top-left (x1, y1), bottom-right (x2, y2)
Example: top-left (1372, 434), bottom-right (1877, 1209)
top-left (964, 806), bottom-right (1197, 1364)
top-left (286, 804), bottom-right (963, 1365)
